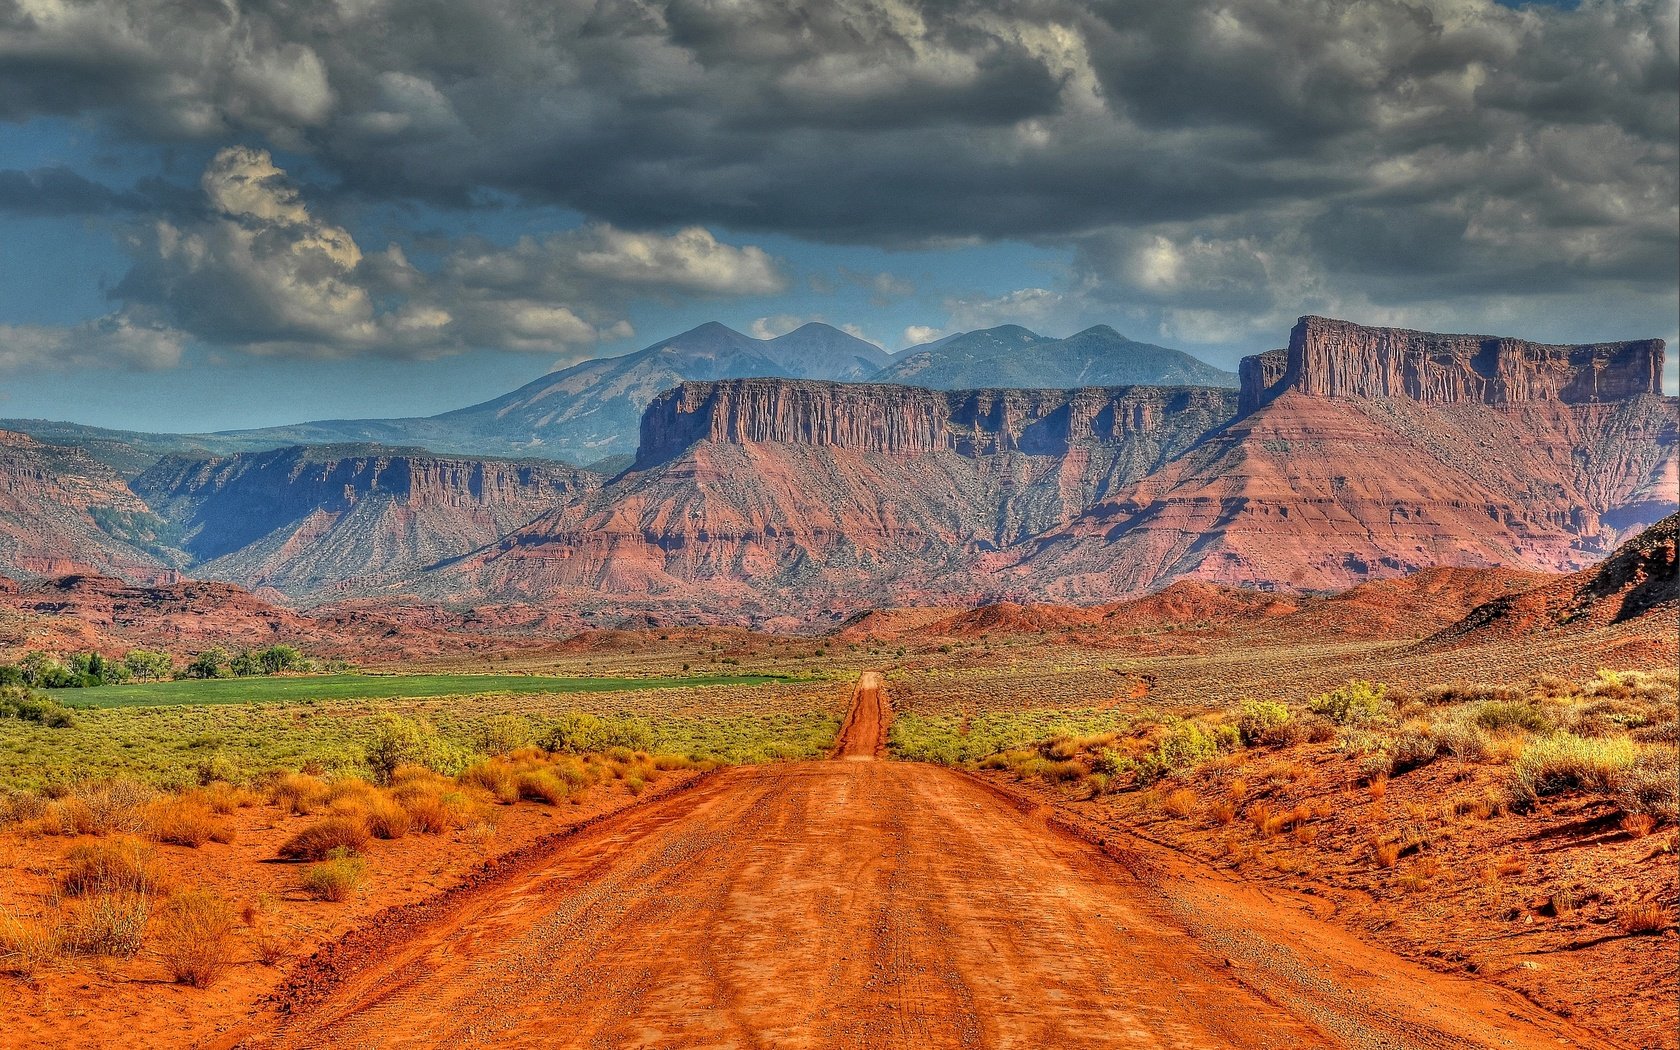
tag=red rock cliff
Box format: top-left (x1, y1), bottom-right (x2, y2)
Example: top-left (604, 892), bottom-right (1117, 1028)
top-left (1239, 316), bottom-right (1665, 408)
top-left (636, 379), bottom-right (1238, 466)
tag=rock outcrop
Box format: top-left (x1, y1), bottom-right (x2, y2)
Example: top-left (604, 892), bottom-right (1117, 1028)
top-left (0, 431), bottom-right (176, 583)
top-left (1241, 316), bottom-right (1665, 408)
top-left (133, 445), bottom-right (599, 600)
top-left (637, 380), bottom-right (1237, 466)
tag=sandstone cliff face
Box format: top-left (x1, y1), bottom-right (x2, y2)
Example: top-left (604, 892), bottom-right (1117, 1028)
top-left (638, 380), bottom-right (1237, 466)
top-left (134, 446), bottom-right (598, 599)
top-left (1243, 315), bottom-right (1665, 407)
top-left (0, 431), bottom-right (175, 583)
top-left (1237, 349), bottom-right (1289, 414)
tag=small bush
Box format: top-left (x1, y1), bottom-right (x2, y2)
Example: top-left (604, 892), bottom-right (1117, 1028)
top-left (1388, 731), bottom-right (1440, 775)
top-left (1471, 701), bottom-right (1552, 734)
top-left (153, 891), bottom-right (237, 987)
top-left (61, 838), bottom-right (168, 897)
top-left (516, 771), bottom-right (569, 805)
top-left (1616, 901), bottom-right (1672, 935)
top-left (1510, 734), bottom-right (1637, 805)
top-left (365, 715), bottom-right (463, 784)
top-left (145, 798), bottom-right (233, 847)
top-left (269, 773), bottom-right (328, 814)
top-left (300, 849), bottom-right (366, 902)
top-left (278, 817), bottom-right (371, 861)
top-left (1431, 722), bottom-right (1490, 761)
top-left (60, 892), bottom-right (149, 957)
top-left (66, 778), bottom-right (156, 835)
top-left (1161, 788), bottom-right (1198, 819)
top-left (399, 792), bottom-right (451, 834)
top-left (1235, 700), bottom-right (1291, 746)
top-left (363, 796), bottom-right (411, 840)
top-left (458, 760), bottom-right (520, 804)
top-left (0, 909), bottom-right (60, 977)
top-left (1614, 746), bottom-right (1679, 822)
top-left (1309, 680), bottom-right (1388, 724)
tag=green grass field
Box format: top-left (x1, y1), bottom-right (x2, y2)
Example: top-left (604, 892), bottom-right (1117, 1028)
top-left (47, 673), bottom-right (786, 709)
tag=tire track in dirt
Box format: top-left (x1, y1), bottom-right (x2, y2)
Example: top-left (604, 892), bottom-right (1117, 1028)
top-left (234, 675), bottom-right (1618, 1049)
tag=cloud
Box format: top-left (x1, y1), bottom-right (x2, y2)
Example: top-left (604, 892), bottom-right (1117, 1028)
top-left (901, 324), bottom-right (946, 349)
top-left (0, 315), bottom-right (185, 374)
top-left (101, 148), bottom-right (785, 361)
top-left (750, 314), bottom-right (805, 340)
top-left (0, 0), bottom-right (1673, 350)
top-left (945, 288), bottom-right (1068, 331)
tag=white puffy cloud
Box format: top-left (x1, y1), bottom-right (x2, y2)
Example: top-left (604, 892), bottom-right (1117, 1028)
top-left (104, 148), bottom-right (786, 361)
top-left (0, 315), bottom-right (185, 374)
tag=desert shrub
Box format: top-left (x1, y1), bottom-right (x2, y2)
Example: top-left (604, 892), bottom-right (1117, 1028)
top-left (61, 838), bottom-right (167, 897)
top-left (396, 789), bottom-right (452, 833)
top-left (516, 771), bottom-right (569, 805)
top-left (476, 714), bottom-right (533, 756)
top-left (1419, 681), bottom-right (1523, 706)
top-left (0, 909), bottom-right (60, 977)
top-left (1236, 700), bottom-right (1291, 746)
top-left (62, 777), bottom-right (156, 834)
top-left (60, 891), bottom-right (149, 956)
top-left (1280, 715), bottom-right (1337, 745)
top-left (1156, 721), bottom-right (1235, 772)
top-left (0, 687), bottom-right (77, 728)
top-left (1356, 752), bottom-right (1395, 782)
top-left (458, 759), bottom-right (520, 804)
top-left (1309, 680), bottom-right (1388, 724)
top-left (1471, 700), bottom-right (1552, 734)
top-left (1614, 746), bottom-right (1679, 822)
top-left (145, 798), bottom-right (233, 847)
top-left (278, 816), bottom-right (371, 861)
top-left (1510, 734), bottom-right (1637, 805)
top-left (363, 796), bottom-right (411, 839)
top-left (153, 891), bottom-right (237, 987)
top-left (1430, 722), bottom-right (1491, 761)
top-left (268, 772), bottom-right (329, 814)
top-left (1161, 788), bottom-right (1199, 818)
top-left (536, 713), bottom-right (656, 755)
top-left (1388, 731), bottom-right (1440, 775)
top-left (300, 849), bottom-right (366, 902)
top-left (365, 715), bottom-right (463, 783)
top-left (1616, 900), bottom-right (1673, 935)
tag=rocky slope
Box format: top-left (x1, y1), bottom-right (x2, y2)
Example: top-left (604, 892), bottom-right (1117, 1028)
top-left (432, 381), bottom-right (1238, 621)
top-left (876, 325), bottom-right (1236, 391)
top-left (0, 431), bottom-right (176, 583)
top-left (132, 445), bottom-right (598, 601)
top-left (1019, 318), bottom-right (1675, 597)
top-left (1425, 513), bottom-right (1679, 647)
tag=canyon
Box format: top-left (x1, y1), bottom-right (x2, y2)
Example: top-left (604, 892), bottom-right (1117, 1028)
top-left (3, 316), bottom-right (1672, 624)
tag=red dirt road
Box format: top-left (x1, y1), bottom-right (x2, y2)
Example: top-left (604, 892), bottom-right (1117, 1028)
top-left (240, 676), bottom-right (1615, 1049)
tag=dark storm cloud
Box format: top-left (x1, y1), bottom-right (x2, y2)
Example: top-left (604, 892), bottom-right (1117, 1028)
top-left (0, 0), bottom-right (1674, 345)
top-left (0, 166), bottom-right (202, 217)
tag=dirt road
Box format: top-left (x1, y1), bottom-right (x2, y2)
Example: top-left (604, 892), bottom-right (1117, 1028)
top-left (241, 676), bottom-right (1614, 1049)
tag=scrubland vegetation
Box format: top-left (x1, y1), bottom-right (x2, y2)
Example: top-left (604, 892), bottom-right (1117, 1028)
top-left (902, 667), bottom-right (1678, 1032)
top-left (0, 727), bottom-right (708, 987)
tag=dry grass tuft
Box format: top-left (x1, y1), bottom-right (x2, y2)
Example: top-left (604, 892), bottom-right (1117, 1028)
top-left (1616, 900), bottom-right (1672, 935)
top-left (300, 850), bottom-right (367, 902)
top-left (1161, 788), bottom-right (1198, 819)
top-left (278, 816), bottom-right (371, 861)
top-left (153, 890), bottom-right (237, 987)
top-left (145, 797), bottom-right (235, 848)
top-left (60, 891), bottom-right (150, 956)
top-left (0, 909), bottom-right (61, 977)
top-left (61, 837), bottom-right (168, 898)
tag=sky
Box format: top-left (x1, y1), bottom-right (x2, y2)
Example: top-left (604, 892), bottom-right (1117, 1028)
top-left (0, 0), bottom-right (1674, 433)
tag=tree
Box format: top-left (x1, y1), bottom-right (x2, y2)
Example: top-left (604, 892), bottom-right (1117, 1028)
top-left (256, 645), bottom-right (306, 675)
top-left (184, 647), bottom-right (229, 680)
top-left (123, 649), bottom-right (175, 681)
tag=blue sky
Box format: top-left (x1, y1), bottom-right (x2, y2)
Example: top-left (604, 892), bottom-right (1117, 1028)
top-left (0, 0), bottom-right (1674, 432)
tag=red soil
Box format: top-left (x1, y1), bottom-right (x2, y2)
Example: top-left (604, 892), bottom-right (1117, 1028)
top-left (220, 679), bottom-right (1615, 1049)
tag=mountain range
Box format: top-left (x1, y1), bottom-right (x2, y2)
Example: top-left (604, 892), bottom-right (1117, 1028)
top-left (7, 322), bottom-right (1234, 472)
top-left (0, 315), bottom-right (1671, 626)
